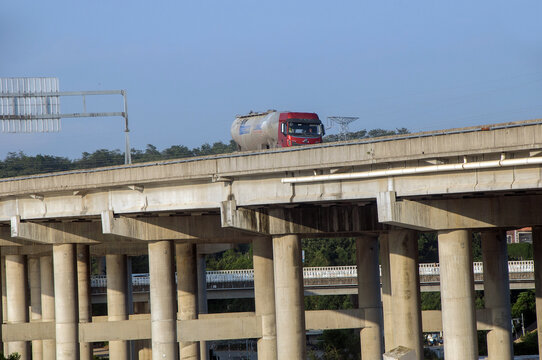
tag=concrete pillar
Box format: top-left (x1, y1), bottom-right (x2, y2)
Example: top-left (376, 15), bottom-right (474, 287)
top-left (272, 234), bottom-right (306, 360)
top-left (532, 227), bottom-right (542, 356)
top-left (1, 256), bottom-right (6, 355)
top-left (28, 257), bottom-right (43, 360)
top-left (126, 256), bottom-right (135, 358)
top-left (107, 254), bottom-right (130, 359)
top-left (197, 253), bottom-right (208, 360)
top-left (388, 230), bottom-right (422, 358)
top-left (5, 255), bottom-right (29, 358)
top-left (53, 244), bottom-right (79, 359)
top-left (149, 241), bottom-right (178, 360)
top-left (134, 301), bottom-right (152, 360)
top-left (379, 234), bottom-right (393, 352)
top-left (40, 255), bottom-right (56, 359)
top-left (438, 230), bottom-right (478, 360)
top-left (482, 231), bottom-right (513, 360)
top-left (77, 245), bottom-right (93, 360)
top-left (176, 243), bottom-right (200, 360)
top-left (253, 237), bottom-right (277, 360)
top-left (357, 235), bottom-right (383, 359)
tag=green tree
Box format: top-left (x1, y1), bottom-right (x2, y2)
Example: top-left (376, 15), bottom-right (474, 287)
top-left (514, 330), bottom-right (538, 355)
top-left (472, 232), bottom-right (483, 262)
top-left (420, 292), bottom-right (441, 310)
top-left (418, 233), bottom-right (438, 263)
top-left (508, 243), bottom-right (533, 260)
top-left (206, 245), bottom-right (253, 270)
top-left (512, 290), bottom-right (536, 325)
top-left (302, 238), bottom-right (356, 267)
top-left (323, 128), bottom-right (409, 143)
top-left (0, 353), bottom-right (21, 360)
top-left (75, 149), bottom-right (124, 169)
top-left (319, 329), bottom-right (360, 360)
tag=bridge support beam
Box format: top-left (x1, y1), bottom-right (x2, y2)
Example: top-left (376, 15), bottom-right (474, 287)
top-left (254, 237), bottom-right (277, 360)
top-left (176, 243), bottom-right (199, 360)
top-left (53, 244), bottom-right (79, 360)
top-left (356, 235), bottom-right (383, 359)
top-left (5, 255), bottom-right (29, 358)
top-left (40, 255), bottom-right (55, 358)
top-left (388, 230), bottom-right (422, 357)
top-left (482, 230), bottom-right (513, 360)
top-left (107, 254), bottom-right (130, 360)
top-left (273, 234), bottom-right (306, 360)
top-left (77, 245), bottom-right (93, 360)
top-left (149, 240), bottom-right (178, 360)
top-left (438, 230), bottom-right (478, 360)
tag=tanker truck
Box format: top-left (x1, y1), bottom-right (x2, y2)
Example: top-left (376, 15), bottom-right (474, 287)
top-left (231, 110), bottom-right (324, 151)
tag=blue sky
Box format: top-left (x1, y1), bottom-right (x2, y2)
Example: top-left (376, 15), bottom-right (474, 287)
top-left (1, 0), bottom-right (542, 159)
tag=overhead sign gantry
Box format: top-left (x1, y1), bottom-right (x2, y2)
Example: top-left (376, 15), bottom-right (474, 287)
top-left (0, 77), bottom-right (131, 164)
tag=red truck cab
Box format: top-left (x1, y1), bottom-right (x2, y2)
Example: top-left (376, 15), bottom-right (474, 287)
top-left (278, 112), bottom-right (324, 147)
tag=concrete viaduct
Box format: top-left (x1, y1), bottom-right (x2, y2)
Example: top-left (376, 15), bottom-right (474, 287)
top-left (1, 119), bottom-right (542, 360)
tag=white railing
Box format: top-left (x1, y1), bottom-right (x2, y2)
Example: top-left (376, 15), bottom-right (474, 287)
top-left (89, 260), bottom-right (535, 288)
top-left (207, 269), bottom-right (254, 284)
top-left (419, 263), bottom-right (440, 276)
top-left (91, 275), bottom-right (107, 288)
top-left (303, 266), bottom-right (357, 279)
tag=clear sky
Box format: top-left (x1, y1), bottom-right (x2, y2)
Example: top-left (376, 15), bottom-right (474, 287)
top-left (1, 0), bottom-right (542, 159)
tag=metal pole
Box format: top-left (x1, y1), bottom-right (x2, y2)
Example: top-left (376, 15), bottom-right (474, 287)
top-left (122, 90), bottom-right (132, 164)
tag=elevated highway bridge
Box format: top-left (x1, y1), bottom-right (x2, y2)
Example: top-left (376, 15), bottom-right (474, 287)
top-left (1, 119), bottom-right (542, 359)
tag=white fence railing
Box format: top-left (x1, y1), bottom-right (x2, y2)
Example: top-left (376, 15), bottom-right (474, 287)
top-left (89, 261), bottom-right (535, 288)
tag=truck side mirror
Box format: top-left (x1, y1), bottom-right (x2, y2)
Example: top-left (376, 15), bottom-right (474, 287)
top-left (320, 124), bottom-right (325, 136)
top-left (281, 123), bottom-right (286, 135)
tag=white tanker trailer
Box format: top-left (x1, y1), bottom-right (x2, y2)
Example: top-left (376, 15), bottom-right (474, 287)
top-left (230, 110), bottom-right (324, 151)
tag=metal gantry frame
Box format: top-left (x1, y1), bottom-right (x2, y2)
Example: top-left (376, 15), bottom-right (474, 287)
top-left (0, 78), bottom-right (131, 164)
top-left (327, 116), bottom-right (359, 141)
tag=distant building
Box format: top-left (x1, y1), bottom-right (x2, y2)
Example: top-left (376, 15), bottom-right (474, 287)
top-left (506, 227), bottom-right (532, 244)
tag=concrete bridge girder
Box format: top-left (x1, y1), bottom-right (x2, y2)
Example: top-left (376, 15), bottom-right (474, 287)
top-left (1, 215), bottom-right (247, 257)
top-left (220, 200), bottom-right (385, 235)
top-left (378, 191), bottom-right (542, 231)
top-left (101, 210), bottom-right (257, 244)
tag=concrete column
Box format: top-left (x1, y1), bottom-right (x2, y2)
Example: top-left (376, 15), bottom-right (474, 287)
top-left (197, 253), bottom-right (208, 360)
top-left (5, 255), bottom-right (29, 358)
top-left (532, 227), bottom-right (542, 356)
top-left (1, 256), bottom-right (6, 355)
top-left (28, 257), bottom-right (43, 360)
top-left (438, 230), bottom-right (478, 360)
top-left (77, 245), bottom-right (93, 360)
top-left (149, 241), bottom-right (178, 360)
top-left (253, 237), bottom-right (277, 360)
top-left (481, 230), bottom-right (513, 360)
top-left (107, 254), bottom-right (130, 359)
top-left (40, 255), bottom-right (55, 359)
top-left (176, 243), bottom-right (200, 360)
top-left (53, 244), bottom-right (79, 359)
top-left (388, 230), bottom-right (422, 358)
top-left (272, 234), bottom-right (306, 360)
top-left (357, 235), bottom-right (383, 360)
top-left (378, 233), bottom-right (393, 352)
top-left (134, 301), bottom-right (152, 360)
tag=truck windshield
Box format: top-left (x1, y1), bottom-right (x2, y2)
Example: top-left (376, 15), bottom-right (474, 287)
top-left (288, 122), bottom-right (322, 137)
